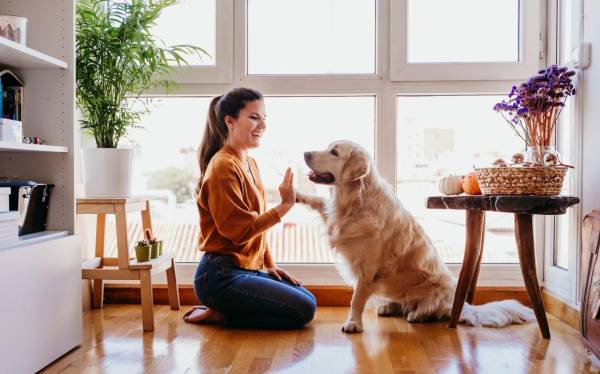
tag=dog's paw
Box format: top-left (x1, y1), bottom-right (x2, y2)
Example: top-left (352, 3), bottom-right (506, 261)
top-left (377, 304), bottom-right (393, 317)
top-left (295, 191), bottom-right (307, 204)
top-left (406, 311), bottom-right (424, 323)
top-left (341, 320), bottom-right (363, 333)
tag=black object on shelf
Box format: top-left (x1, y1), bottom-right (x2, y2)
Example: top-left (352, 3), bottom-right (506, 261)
top-left (0, 179), bottom-right (54, 235)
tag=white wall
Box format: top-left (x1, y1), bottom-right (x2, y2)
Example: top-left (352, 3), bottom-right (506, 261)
top-left (582, 1), bottom-right (600, 215)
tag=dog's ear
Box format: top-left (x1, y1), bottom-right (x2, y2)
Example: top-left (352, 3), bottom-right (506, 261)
top-left (340, 150), bottom-right (370, 183)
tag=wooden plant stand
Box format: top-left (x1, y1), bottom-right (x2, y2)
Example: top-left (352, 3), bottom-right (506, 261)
top-left (77, 197), bottom-right (180, 331)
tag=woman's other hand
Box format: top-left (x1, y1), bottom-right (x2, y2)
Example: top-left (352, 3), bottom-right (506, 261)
top-left (266, 266), bottom-right (302, 286)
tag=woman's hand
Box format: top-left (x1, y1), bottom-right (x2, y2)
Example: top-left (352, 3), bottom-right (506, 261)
top-left (274, 167), bottom-right (295, 218)
top-left (266, 266), bottom-right (302, 286)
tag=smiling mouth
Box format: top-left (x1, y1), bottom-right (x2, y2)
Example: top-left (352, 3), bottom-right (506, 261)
top-left (308, 170), bottom-right (335, 184)
top-left (251, 132), bottom-right (262, 140)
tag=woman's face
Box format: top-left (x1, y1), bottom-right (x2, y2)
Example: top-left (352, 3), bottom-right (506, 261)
top-left (225, 99), bottom-right (266, 150)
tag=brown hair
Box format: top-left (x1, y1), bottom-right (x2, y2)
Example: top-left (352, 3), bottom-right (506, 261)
top-left (196, 87), bottom-right (263, 194)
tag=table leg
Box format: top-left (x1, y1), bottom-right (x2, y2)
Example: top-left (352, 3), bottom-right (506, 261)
top-left (115, 204), bottom-right (130, 269)
top-left (166, 258), bottom-right (180, 310)
top-left (140, 269), bottom-right (155, 331)
top-left (450, 209), bottom-right (485, 328)
top-left (92, 213), bottom-right (106, 308)
top-left (466, 213), bottom-right (486, 304)
top-left (514, 213), bottom-right (551, 339)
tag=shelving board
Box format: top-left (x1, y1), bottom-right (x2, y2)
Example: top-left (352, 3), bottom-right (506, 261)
top-left (0, 231), bottom-right (69, 251)
top-left (0, 36), bottom-right (68, 69)
top-left (0, 141), bottom-right (68, 153)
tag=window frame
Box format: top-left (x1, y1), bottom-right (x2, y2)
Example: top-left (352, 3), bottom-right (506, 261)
top-left (165, 0), bottom-right (234, 83)
top-left (389, 0), bottom-right (544, 81)
top-left (542, 0), bottom-right (583, 306)
top-left (119, 0), bottom-right (553, 287)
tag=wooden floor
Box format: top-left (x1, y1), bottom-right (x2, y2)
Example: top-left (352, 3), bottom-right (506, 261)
top-left (42, 305), bottom-right (599, 374)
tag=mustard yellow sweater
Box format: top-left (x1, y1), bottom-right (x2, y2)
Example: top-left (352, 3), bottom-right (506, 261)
top-left (197, 145), bottom-right (280, 270)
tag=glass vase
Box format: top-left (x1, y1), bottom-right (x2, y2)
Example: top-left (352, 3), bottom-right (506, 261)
top-left (524, 145), bottom-right (561, 166)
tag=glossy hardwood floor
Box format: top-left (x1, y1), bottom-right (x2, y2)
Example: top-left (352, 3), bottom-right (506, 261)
top-left (42, 305), bottom-right (599, 374)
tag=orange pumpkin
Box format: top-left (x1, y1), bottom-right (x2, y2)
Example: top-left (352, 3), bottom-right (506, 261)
top-left (461, 172), bottom-right (481, 195)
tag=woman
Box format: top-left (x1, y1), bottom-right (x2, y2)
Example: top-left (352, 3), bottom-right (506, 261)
top-left (183, 88), bottom-right (316, 329)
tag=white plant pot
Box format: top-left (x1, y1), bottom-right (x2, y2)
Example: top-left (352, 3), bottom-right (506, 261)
top-left (82, 148), bottom-right (133, 198)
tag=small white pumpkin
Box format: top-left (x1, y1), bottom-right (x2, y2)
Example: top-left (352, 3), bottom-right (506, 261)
top-left (438, 175), bottom-right (464, 195)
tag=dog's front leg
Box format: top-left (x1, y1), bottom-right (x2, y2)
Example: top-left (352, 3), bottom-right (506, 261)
top-left (296, 191), bottom-right (328, 222)
top-left (342, 280), bottom-right (371, 333)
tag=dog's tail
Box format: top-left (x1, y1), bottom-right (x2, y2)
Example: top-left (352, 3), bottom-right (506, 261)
top-left (459, 300), bottom-right (535, 327)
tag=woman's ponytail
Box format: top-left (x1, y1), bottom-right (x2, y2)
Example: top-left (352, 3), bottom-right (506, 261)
top-left (195, 88), bottom-right (263, 196)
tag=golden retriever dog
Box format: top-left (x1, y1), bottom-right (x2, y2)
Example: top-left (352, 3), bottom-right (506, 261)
top-left (297, 140), bottom-right (535, 333)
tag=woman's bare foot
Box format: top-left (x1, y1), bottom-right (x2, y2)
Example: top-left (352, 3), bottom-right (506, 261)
top-left (183, 306), bottom-right (225, 324)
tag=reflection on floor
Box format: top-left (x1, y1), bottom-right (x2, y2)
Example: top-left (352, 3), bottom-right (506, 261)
top-left (43, 305), bottom-right (598, 373)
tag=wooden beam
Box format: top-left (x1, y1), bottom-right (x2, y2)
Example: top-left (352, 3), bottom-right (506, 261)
top-left (103, 284), bottom-right (532, 308)
top-left (542, 288), bottom-right (579, 330)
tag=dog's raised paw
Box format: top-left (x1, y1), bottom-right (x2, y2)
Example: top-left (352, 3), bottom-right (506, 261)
top-left (341, 320), bottom-right (363, 333)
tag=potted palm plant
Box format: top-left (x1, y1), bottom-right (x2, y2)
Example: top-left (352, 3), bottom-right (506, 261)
top-left (76, 0), bottom-right (207, 197)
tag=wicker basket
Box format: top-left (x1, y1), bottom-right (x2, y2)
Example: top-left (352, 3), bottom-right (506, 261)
top-left (474, 166), bottom-right (567, 195)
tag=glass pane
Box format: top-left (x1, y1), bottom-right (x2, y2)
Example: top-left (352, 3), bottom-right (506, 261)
top-left (554, 0), bottom-right (576, 270)
top-left (253, 97), bottom-right (375, 263)
top-left (397, 96), bottom-right (523, 263)
top-left (102, 97), bottom-right (374, 263)
top-left (152, 0), bottom-right (216, 66)
top-left (407, 0), bottom-right (520, 63)
top-left (247, 0), bottom-right (376, 74)
top-left (554, 99), bottom-right (574, 269)
top-left (559, 0), bottom-right (573, 65)
top-left (116, 98), bottom-right (211, 263)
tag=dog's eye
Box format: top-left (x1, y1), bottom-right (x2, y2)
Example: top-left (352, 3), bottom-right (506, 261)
top-left (331, 149), bottom-right (339, 157)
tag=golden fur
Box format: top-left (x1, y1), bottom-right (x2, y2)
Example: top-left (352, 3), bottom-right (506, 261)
top-left (298, 141), bottom-right (534, 333)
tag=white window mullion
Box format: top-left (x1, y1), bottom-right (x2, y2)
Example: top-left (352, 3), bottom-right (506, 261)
top-left (167, 0), bottom-right (234, 84)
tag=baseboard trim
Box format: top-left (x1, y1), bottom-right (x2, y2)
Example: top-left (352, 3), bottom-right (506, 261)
top-left (102, 284), bottom-right (580, 329)
top-left (541, 288), bottom-right (580, 330)
top-left (103, 284), bottom-right (530, 307)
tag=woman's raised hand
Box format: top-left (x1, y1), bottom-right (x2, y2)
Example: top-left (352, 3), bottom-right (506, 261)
top-left (279, 167), bottom-right (295, 206)
top-left (274, 167), bottom-right (295, 218)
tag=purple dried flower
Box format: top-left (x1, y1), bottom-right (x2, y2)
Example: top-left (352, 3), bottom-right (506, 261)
top-left (493, 64), bottom-right (576, 146)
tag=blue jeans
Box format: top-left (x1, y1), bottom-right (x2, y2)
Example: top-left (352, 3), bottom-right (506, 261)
top-left (193, 252), bottom-right (317, 329)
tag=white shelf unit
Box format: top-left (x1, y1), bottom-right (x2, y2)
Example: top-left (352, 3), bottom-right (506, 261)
top-left (0, 1), bottom-right (81, 373)
top-left (0, 36), bottom-right (68, 69)
top-left (0, 0), bottom-right (75, 233)
top-left (0, 230), bottom-right (68, 251)
top-left (0, 140), bottom-right (68, 153)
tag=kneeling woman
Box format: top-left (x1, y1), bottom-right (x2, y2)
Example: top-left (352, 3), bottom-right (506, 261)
top-left (184, 88), bottom-right (316, 328)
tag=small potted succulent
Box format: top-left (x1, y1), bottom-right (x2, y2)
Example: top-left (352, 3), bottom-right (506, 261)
top-left (135, 240), bottom-right (150, 262)
top-left (145, 228), bottom-right (161, 259)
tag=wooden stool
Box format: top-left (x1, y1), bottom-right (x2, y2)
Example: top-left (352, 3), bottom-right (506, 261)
top-left (77, 197), bottom-right (180, 331)
top-left (427, 195), bottom-right (579, 339)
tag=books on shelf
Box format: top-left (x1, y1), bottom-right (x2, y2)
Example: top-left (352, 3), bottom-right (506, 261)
top-left (0, 70), bottom-right (24, 122)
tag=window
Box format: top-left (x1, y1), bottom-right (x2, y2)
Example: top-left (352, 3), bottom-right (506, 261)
top-left (103, 96), bottom-right (374, 264)
top-left (553, 0), bottom-right (576, 270)
top-left (81, 0), bottom-right (552, 286)
top-left (252, 96), bottom-right (375, 263)
top-left (247, 0), bottom-right (376, 75)
top-left (544, 0), bottom-right (582, 303)
top-left (152, 0), bottom-right (216, 66)
top-left (408, 0), bottom-right (519, 63)
top-left (390, 0), bottom-right (543, 81)
top-left (397, 96), bottom-right (523, 263)
top-left (156, 0), bottom-right (233, 83)
top-left (126, 97), bottom-right (210, 263)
